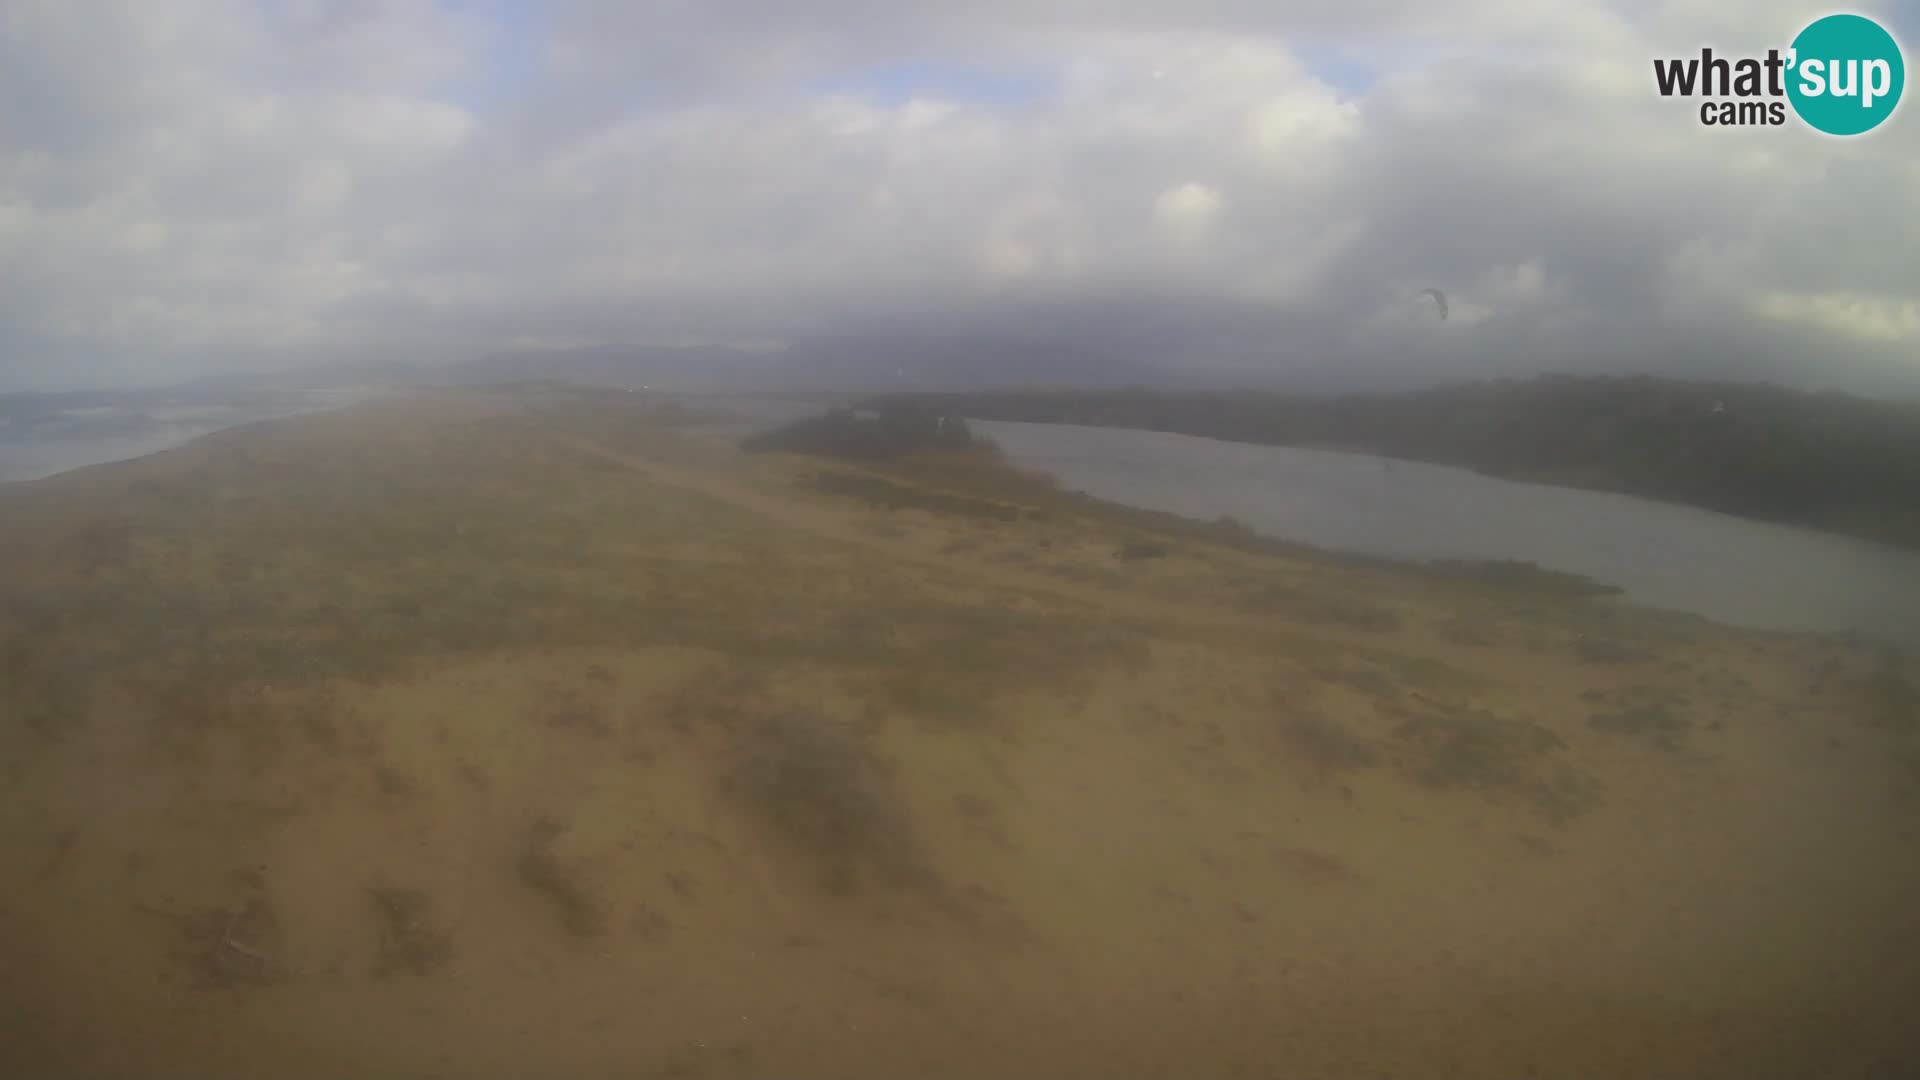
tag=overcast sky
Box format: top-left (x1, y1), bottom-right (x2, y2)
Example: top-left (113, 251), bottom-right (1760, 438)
top-left (3, 0), bottom-right (1918, 394)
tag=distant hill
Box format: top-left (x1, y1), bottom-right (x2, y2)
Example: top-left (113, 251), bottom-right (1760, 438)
top-left (437, 333), bottom-right (1165, 394)
top-left (448, 344), bottom-right (774, 390)
top-left (64, 325), bottom-right (1290, 404)
top-left (866, 375), bottom-right (1920, 551)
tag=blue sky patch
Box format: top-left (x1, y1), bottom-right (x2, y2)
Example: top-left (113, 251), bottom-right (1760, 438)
top-left (444, 0), bottom-right (543, 109)
top-left (1294, 44), bottom-right (1380, 98)
top-left (808, 58), bottom-right (1058, 106)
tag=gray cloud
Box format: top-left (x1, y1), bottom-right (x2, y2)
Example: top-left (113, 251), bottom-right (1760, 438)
top-left (1, 0), bottom-right (1916, 393)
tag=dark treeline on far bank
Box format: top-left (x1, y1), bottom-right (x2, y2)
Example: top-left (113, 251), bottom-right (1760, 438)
top-left (862, 374), bottom-right (1920, 551)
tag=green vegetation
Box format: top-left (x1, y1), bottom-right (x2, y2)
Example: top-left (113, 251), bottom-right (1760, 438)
top-left (368, 885), bottom-right (455, 977)
top-left (1588, 698), bottom-right (1693, 751)
top-left (1425, 559), bottom-right (1622, 600)
top-left (516, 819), bottom-right (605, 939)
top-left (1237, 581), bottom-right (1403, 632)
top-left (729, 710), bottom-right (920, 895)
top-left (867, 375), bottom-right (1920, 549)
top-left (7, 387), bottom-right (1917, 1078)
top-left (808, 470), bottom-right (1026, 522)
top-left (1387, 702), bottom-right (1601, 823)
top-left (1572, 633), bottom-right (1655, 665)
top-left (1271, 690), bottom-right (1602, 822)
top-left (1865, 653), bottom-right (1917, 732)
top-left (742, 402), bottom-right (985, 460)
top-left (747, 407), bottom-right (1618, 605)
top-left (150, 869), bottom-right (285, 988)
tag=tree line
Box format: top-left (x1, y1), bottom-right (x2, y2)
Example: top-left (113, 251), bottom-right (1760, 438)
top-left (862, 375), bottom-right (1920, 550)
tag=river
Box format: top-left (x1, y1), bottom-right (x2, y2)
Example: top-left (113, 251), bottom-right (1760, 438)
top-left (7, 389), bottom-right (1915, 642)
top-left (971, 419), bottom-right (1920, 642)
top-left (671, 395), bottom-right (1920, 641)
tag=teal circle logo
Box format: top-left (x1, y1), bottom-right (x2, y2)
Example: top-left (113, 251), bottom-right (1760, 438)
top-left (1786, 13), bottom-right (1905, 135)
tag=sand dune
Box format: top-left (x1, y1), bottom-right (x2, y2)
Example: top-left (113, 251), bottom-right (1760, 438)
top-left (2, 386), bottom-right (1916, 1078)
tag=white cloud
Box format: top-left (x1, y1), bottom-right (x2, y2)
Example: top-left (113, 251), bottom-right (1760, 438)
top-left (1153, 182), bottom-right (1226, 241)
top-left (0, 0), bottom-right (1915, 393)
top-left (293, 161), bottom-right (354, 215)
top-left (1473, 261), bottom-right (1574, 332)
top-left (980, 191), bottom-right (1088, 280)
top-left (121, 220), bottom-right (170, 252)
top-left (1247, 88), bottom-right (1360, 164)
top-left (1474, 259), bottom-right (1553, 310)
top-left (1753, 291), bottom-right (1920, 344)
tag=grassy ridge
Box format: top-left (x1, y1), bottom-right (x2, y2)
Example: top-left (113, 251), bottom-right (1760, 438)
top-left (5, 388), bottom-right (1920, 1078)
top-left (744, 403), bottom-right (1625, 600)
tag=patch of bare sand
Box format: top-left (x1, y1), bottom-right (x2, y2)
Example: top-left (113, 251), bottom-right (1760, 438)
top-left (2, 389), bottom-right (1916, 1078)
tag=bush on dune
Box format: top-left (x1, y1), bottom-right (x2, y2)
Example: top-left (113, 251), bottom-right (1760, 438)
top-left (742, 403), bottom-right (987, 462)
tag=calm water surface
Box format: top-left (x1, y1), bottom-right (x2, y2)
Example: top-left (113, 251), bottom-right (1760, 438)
top-left (974, 420), bottom-right (1920, 642)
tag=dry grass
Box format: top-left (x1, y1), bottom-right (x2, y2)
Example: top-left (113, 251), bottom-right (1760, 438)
top-left (1237, 581), bottom-right (1402, 632)
top-left (1588, 696), bottom-right (1693, 751)
top-left (807, 469), bottom-right (1027, 522)
top-left (728, 710), bottom-right (921, 895)
top-left (516, 819), bottom-right (605, 939)
top-left (367, 885), bottom-right (454, 977)
top-left (2, 387), bottom-right (1916, 1079)
top-left (1278, 711), bottom-right (1383, 771)
top-left (1865, 654), bottom-right (1918, 732)
top-left (1386, 701), bottom-right (1602, 823)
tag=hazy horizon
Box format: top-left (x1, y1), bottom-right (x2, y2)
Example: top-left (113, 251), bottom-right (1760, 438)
top-left (3, 2), bottom-right (1918, 396)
